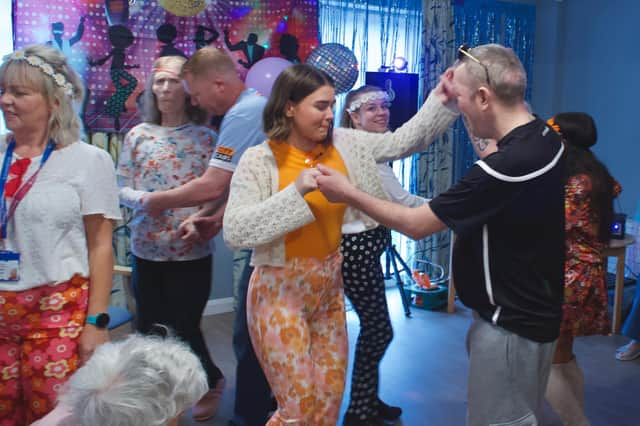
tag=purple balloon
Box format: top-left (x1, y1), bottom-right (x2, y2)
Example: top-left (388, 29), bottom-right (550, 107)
top-left (244, 57), bottom-right (292, 97)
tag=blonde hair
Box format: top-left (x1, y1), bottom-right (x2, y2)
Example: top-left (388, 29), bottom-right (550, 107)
top-left (181, 46), bottom-right (236, 79)
top-left (461, 44), bottom-right (527, 106)
top-left (0, 44), bottom-right (84, 146)
top-left (140, 56), bottom-right (207, 125)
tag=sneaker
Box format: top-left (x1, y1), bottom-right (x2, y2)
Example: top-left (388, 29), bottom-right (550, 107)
top-left (343, 412), bottom-right (385, 426)
top-left (193, 377), bottom-right (226, 421)
top-left (616, 340), bottom-right (640, 361)
top-left (377, 399), bottom-right (402, 421)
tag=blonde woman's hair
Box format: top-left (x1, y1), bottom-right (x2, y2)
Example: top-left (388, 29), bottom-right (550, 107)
top-left (0, 44), bottom-right (85, 146)
top-left (140, 56), bottom-right (207, 125)
top-left (181, 46), bottom-right (237, 79)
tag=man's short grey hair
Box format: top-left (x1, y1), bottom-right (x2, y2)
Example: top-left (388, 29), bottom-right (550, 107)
top-left (462, 43), bottom-right (527, 105)
top-left (58, 334), bottom-right (208, 426)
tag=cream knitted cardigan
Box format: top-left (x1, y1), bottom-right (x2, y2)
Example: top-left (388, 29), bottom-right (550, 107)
top-left (223, 93), bottom-right (458, 266)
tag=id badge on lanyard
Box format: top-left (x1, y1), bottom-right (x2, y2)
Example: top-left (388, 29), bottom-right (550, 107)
top-left (0, 138), bottom-right (55, 282)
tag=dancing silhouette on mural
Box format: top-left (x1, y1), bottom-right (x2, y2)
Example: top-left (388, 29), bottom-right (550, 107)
top-left (157, 23), bottom-right (187, 58)
top-left (194, 25), bottom-right (220, 50)
top-left (48, 17), bottom-right (86, 58)
top-left (224, 29), bottom-right (265, 68)
top-left (279, 33), bottom-right (301, 63)
top-left (89, 25), bottom-right (140, 131)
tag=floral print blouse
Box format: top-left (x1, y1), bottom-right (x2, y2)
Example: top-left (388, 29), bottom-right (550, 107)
top-left (117, 122), bottom-right (216, 261)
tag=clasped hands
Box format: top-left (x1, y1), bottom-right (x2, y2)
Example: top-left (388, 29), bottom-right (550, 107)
top-left (295, 165), bottom-right (354, 203)
top-left (138, 194), bottom-right (223, 243)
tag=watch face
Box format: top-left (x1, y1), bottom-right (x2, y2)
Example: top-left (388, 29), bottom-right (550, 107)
top-left (92, 313), bottom-right (110, 328)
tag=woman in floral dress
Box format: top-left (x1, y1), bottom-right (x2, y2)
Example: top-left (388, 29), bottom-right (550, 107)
top-left (545, 113), bottom-right (620, 426)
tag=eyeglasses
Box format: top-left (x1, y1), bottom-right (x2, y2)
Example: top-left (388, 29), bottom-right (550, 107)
top-left (457, 44), bottom-right (491, 88)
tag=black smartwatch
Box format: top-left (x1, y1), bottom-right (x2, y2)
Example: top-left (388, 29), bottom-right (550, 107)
top-left (86, 313), bottom-right (110, 329)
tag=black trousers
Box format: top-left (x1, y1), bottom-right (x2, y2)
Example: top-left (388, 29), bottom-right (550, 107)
top-left (341, 226), bottom-right (394, 420)
top-left (132, 255), bottom-right (223, 388)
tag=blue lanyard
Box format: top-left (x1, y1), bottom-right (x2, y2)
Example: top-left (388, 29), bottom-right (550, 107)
top-left (0, 138), bottom-right (55, 239)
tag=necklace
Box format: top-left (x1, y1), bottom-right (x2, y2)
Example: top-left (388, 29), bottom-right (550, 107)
top-left (304, 150), bottom-right (325, 167)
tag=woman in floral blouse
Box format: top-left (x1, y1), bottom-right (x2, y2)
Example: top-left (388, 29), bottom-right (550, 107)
top-left (545, 113), bottom-right (620, 426)
top-left (116, 55), bottom-right (223, 422)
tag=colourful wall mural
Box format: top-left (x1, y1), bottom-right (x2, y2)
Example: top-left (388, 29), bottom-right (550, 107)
top-left (12, 0), bottom-right (319, 132)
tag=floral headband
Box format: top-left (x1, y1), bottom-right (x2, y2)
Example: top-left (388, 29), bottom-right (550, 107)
top-left (346, 91), bottom-right (390, 113)
top-left (2, 50), bottom-right (74, 97)
top-left (546, 117), bottom-right (561, 135)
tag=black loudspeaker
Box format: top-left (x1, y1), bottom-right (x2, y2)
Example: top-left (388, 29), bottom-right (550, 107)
top-left (365, 72), bottom-right (419, 130)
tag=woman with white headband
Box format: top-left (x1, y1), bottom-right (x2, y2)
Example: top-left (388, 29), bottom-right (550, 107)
top-left (116, 55), bottom-right (224, 422)
top-left (338, 85), bottom-right (428, 425)
top-left (0, 44), bottom-right (121, 423)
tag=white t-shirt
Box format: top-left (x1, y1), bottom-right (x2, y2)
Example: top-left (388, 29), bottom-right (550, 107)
top-left (0, 139), bottom-right (121, 291)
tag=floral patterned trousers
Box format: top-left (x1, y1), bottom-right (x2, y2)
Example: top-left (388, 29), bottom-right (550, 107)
top-left (247, 252), bottom-right (348, 426)
top-left (0, 275), bottom-right (88, 425)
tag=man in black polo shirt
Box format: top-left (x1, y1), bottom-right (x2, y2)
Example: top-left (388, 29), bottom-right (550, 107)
top-left (316, 44), bottom-right (565, 426)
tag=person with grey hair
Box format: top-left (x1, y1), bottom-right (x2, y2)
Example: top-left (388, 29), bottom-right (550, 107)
top-left (316, 43), bottom-right (565, 426)
top-left (116, 55), bottom-right (223, 422)
top-left (0, 44), bottom-right (121, 423)
top-left (31, 334), bottom-right (209, 426)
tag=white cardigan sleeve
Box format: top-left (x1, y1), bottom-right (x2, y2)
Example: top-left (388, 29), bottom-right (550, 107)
top-left (223, 146), bottom-right (316, 250)
top-left (336, 92), bottom-right (458, 163)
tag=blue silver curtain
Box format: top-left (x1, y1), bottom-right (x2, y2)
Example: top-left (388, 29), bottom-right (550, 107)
top-left (414, 0), bottom-right (536, 275)
top-left (412, 0), bottom-right (455, 274)
top-left (451, 0), bottom-right (536, 181)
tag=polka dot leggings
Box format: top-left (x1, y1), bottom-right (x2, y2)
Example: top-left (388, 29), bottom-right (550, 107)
top-left (341, 226), bottom-right (393, 420)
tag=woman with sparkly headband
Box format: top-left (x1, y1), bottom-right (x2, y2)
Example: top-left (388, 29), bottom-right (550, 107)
top-left (116, 55), bottom-right (223, 422)
top-left (544, 112), bottom-right (619, 426)
top-left (337, 85), bottom-right (429, 425)
top-left (223, 64), bottom-right (458, 426)
top-left (0, 44), bottom-right (121, 423)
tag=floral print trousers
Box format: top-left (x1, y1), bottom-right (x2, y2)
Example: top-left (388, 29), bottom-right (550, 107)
top-left (247, 252), bottom-right (348, 426)
top-left (0, 275), bottom-right (88, 425)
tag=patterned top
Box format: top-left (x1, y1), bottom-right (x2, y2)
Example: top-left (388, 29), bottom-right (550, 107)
top-left (566, 174), bottom-right (622, 263)
top-left (562, 173), bottom-right (622, 336)
top-left (117, 123), bottom-right (216, 261)
top-left (223, 93), bottom-right (458, 267)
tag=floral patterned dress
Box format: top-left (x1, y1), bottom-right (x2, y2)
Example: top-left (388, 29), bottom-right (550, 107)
top-left (562, 173), bottom-right (621, 336)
